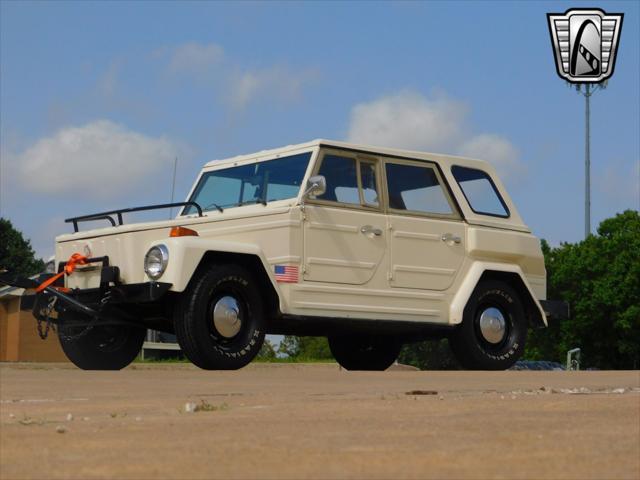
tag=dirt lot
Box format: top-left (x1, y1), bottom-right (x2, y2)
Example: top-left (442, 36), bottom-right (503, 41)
top-left (0, 363), bottom-right (638, 480)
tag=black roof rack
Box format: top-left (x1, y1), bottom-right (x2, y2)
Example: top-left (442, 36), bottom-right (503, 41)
top-left (65, 202), bottom-right (203, 233)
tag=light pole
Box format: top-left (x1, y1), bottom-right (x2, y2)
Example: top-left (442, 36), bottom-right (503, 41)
top-left (574, 82), bottom-right (606, 238)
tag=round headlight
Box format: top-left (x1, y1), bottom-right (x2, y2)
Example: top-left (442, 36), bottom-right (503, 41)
top-left (144, 245), bottom-right (169, 280)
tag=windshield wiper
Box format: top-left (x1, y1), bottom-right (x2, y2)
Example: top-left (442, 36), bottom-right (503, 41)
top-left (204, 202), bottom-right (224, 213)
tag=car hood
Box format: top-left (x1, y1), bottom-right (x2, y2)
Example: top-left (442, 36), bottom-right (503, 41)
top-left (56, 202), bottom-right (294, 243)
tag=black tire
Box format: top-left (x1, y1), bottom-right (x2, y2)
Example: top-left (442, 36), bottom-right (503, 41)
top-left (58, 313), bottom-right (146, 370)
top-left (174, 264), bottom-right (265, 370)
top-left (449, 280), bottom-right (527, 370)
top-left (328, 334), bottom-right (401, 371)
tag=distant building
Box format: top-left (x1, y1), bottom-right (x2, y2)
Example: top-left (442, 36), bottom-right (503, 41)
top-left (0, 285), bottom-right (68, 362)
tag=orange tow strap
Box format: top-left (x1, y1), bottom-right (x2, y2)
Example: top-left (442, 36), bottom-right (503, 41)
top-left (36, 253), bottom-right (89, 293)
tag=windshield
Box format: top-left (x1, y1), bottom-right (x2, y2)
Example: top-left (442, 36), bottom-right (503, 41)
top-left (183, 152), bottom-right (312, 214)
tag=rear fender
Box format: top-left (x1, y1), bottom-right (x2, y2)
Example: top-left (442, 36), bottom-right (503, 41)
top-left (449, 262), bottom-right (547, 327)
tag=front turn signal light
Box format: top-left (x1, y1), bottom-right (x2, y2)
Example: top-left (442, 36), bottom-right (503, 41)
top-left (170, 226), bottom-right (199, 237)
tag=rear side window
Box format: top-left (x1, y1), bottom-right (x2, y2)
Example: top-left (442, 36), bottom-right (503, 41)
top-left (385, 162), bottom-right (454, 215)
top-left (451, 166), bottom-right (509, 217)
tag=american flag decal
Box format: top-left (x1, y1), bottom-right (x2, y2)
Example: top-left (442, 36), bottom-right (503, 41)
top-left (274, 265), bottom-right (299, 283)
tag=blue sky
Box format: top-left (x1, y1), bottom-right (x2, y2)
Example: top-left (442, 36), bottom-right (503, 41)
top-left (1, 0), bottom-right (638, 259)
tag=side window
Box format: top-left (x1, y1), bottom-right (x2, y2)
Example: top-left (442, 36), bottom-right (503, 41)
top-left (385, 162), bottom-right (454, 215)
top-left (316, 154), bottom-right (359, 204)
top-left (315, 154), bottom-right (380, 208)
top-left (451, 166), bottom-right (509, 217)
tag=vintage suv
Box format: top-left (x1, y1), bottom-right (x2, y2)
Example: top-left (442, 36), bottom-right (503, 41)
top-left (3, 139), bottom-right (563, 371)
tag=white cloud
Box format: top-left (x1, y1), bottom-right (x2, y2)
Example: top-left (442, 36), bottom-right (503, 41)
top-left (155, 42), bottom-right (317, 111)
top-left (459, 134), bottom-right (525, 180)
top-left (98, 59), bottom-right (123, 97)
top-left (347, 90), bottom-right (524, 181)
top-left (15, 120), bottom-right (179, 199)
top-left (166, 42), bottom-right (224, 75)
top-left (348, 91), bottom-right (467, 152)
top-left (228, 66), bottom-right (318, 110)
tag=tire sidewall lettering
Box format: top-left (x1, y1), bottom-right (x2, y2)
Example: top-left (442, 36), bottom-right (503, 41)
top-left (452, 281), bottom-right (527, 370)
top-left (180, 265), bottom-right (265, 369)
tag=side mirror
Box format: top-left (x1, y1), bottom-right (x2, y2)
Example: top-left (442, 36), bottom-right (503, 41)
top-left (304, 175), bottom-right (326, 198)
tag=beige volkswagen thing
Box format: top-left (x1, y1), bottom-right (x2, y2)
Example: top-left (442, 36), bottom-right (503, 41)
top-left (7, 140), bottom-right (561, 371)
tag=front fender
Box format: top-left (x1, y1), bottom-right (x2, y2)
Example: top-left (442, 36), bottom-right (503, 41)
top-left (146, 237), bottom-right (282, 297)
top-left (449, 262), bottom-right (547, 326)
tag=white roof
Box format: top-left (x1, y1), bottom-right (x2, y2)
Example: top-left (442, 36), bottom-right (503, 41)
top-left (204, 139), bottom-right (487, 170)
top-left (201, 138), bottom-right (528, 232)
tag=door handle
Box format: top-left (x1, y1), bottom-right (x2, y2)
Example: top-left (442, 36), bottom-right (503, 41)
top-left (441, 233), bottom-right (462, 244)
top-left (360, 225), bottom-right (383, 236)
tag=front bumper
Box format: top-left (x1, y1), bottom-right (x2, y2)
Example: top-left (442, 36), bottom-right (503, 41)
top-left (0, 250), bottom-right (176, 335)
top-left (18, 279), bottom-right (173, 330)
top-left (21, 281), bottom-right (172, 312)
top-left (0, 254), bottom-right (173, 328)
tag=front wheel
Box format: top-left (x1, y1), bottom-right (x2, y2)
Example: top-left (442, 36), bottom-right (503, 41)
top-left (58, 312), bottom-right (146, 370)
top-left (449, 280), bottom-right (527, 370)
top-left (329, 335), bottom-right (401, 371)
top-left (174, 264), bottom-right (265, 370)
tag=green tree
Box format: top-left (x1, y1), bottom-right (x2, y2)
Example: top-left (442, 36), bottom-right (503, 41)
top-left (278, 336), bottom-right (333, 360)
top-left (256, 339), bottom-right (277, 360)
top-left (0, 218), bottom-right (45, 277)
top-left (527, 210), bottom-right (640, 369)
top-left (397, 339), bottom-right (460, 370)
top-left (400, 211), bottom-right (639, 370)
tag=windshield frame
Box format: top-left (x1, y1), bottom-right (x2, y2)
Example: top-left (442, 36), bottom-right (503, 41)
top-left (181, 147), bottom-right (317, 216)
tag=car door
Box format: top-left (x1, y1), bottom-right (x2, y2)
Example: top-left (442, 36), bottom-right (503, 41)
top-left (384, 159), bottom-right (466, 291)
top-left (302, 150), bottom-right (386, 285)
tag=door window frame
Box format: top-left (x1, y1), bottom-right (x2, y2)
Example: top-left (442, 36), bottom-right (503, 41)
top-left (381, 158), bottom-right (462, 220)
top-left (306, 148), bottom-right (383, 212)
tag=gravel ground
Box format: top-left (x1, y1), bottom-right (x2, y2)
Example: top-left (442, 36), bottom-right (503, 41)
top-left (1, 363), bottom-right (639, 480)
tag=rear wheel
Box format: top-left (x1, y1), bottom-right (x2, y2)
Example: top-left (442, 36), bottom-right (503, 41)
top-left (174, 264), bottom-right (265, 370)
top-left (449, 280), bottom-right (527, 370)
top-left (328, 335), bottom-right (401, 371)
top-left (58, 312), bottom-right (146, 370)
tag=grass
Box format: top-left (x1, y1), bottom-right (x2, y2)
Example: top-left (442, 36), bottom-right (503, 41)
top-left (254, 356), bottom-right (335, 364)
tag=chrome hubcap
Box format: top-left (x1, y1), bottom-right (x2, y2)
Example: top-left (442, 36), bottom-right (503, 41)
top-left (212, 296), bottom-right (242, 338)
top-left (478, 307), bottom-right (506, 344)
